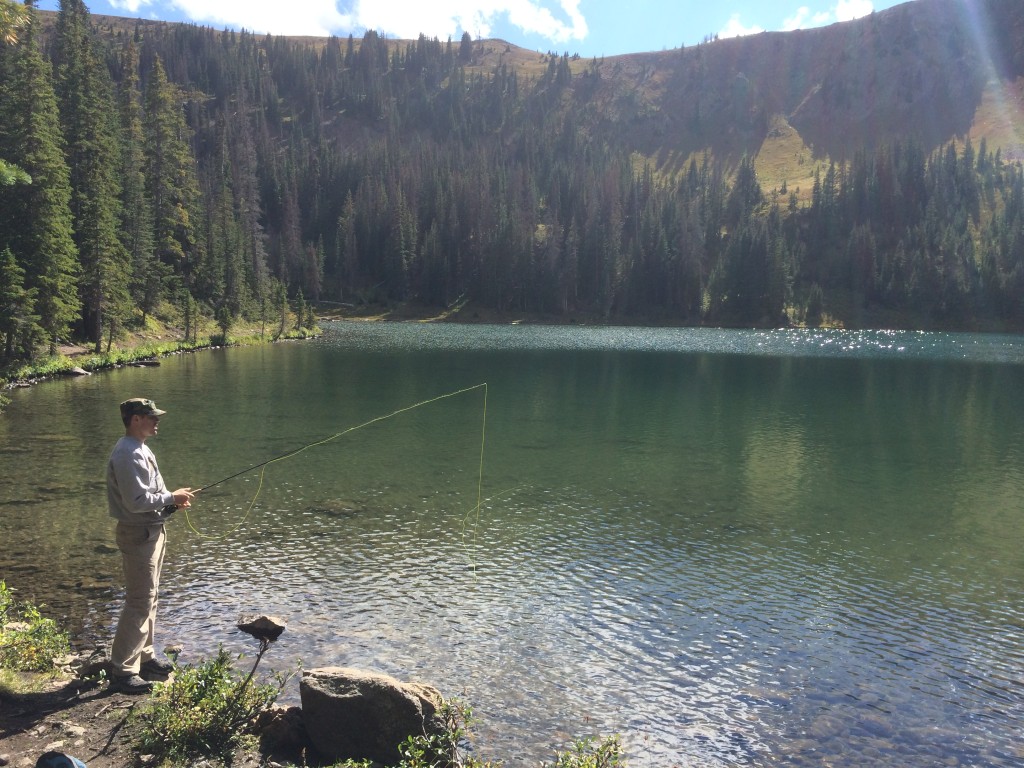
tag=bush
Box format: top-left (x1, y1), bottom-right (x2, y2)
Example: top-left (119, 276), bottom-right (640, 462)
top-left (130, 647), bottom-right (281, 763)
top-left (549, 736), bottom-right (624, 768)
top-left (393, 699), bottom-right (499, 768)
top-left (0, 580), bottom-right (70, 673)
top-left (389, 702), bottom-right (621, 768)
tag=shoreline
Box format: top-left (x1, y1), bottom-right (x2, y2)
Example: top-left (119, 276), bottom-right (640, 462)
top-left (5, 299), bottom-right (1022, 397)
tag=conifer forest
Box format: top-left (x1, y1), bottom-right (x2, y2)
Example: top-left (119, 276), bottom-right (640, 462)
top-left (2, 1), bottom-right (1024, 362)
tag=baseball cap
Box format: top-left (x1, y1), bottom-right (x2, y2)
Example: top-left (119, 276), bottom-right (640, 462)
top-left (119, 397), bottom-right (167, 419)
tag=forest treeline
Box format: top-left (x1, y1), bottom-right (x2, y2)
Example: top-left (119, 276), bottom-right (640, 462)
top-left (2, 1), bottom-right (1023, 362)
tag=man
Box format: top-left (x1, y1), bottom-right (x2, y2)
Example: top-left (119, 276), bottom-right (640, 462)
top-left (106, 397), bottom-right (194, 693)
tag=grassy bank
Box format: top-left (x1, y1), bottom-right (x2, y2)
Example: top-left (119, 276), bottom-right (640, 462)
top-left (0, 305), bottom-right (319, 413)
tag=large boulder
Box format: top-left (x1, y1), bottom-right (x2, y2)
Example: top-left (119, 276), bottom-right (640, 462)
top-left (300, 667), bottom-right (445, 765)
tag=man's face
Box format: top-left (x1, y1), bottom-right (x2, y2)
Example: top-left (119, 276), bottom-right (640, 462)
top-left (135, 413), bottom-right (160, 438)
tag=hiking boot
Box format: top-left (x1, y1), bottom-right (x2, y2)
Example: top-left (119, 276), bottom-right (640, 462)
top-left (109, 673), bottom-right (154, 694)
top-left (141, 656), bottom-right (174, 677)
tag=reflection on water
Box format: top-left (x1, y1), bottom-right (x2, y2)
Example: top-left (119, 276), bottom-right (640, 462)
top-left (1, 324), bottom-right (1023, 766)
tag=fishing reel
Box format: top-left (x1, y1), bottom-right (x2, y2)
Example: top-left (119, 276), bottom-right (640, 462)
top-left (161, 503), bottom-right (178, 516)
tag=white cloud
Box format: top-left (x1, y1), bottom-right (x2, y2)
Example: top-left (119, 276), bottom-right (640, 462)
top-left (783, 6), bottom-right (832, 31)
top-left (348, 0), bottom-right (588, 44)
top-left (719, 13), bottom-right (764, 40)
top-left (781, 1), bottom-right (872, 32)
top-left (835, 0), bottom-right (874, 22)
top-left (167, 0), bottom-right (351, 36)
top-left (109, 0), bottom-right (152, 13)
top-left (138, 0), bottom-right (586, 44)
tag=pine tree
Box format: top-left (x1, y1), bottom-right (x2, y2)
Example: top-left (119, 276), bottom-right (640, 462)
top-left (0, 0), bottom-right (30, 187)
top-left (0, 246), bottom-right (41, 360)
top-left (117, 38), bottom-right (160, 321)
top-left (144, 55), bottom-right (200, 301)
top-left (54, 0), bottom-right (131, 351)
top-left (0, 0), bottom-right (28, 45)
top-left (0, 5), bottom-right (79, 355)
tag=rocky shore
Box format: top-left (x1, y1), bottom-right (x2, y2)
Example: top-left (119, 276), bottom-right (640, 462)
top-left (0, 658), bottom-right (444, 768)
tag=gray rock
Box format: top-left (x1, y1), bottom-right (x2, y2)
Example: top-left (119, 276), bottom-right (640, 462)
top-left (77, 649), bottom-right (112, 680)
top-left (254, 705), bottom-right (306, 752)
top-left (300, 667), bottom-right (444, 765)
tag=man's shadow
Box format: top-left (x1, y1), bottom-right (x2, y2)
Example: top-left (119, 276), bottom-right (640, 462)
top-left (0, 670), bottom-right (139, 764)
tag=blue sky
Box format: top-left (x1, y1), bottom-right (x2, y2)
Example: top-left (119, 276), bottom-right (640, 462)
top-left (31, 0), bottom-right (913, 58)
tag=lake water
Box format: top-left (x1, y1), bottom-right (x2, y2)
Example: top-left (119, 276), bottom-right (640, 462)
top-left (1, 323), bottom-right (1023, 766)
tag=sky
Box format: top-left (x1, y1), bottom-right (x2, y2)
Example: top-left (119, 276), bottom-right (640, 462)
top-left (30, 0), bottom-right (914, 58)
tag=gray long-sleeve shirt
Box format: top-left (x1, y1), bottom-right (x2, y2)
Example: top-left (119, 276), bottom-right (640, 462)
top-left (106, 436), bottom-right (174, 525)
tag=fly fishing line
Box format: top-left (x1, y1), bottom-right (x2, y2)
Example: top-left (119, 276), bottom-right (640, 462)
top-left (181, 383), bottom-right (489, 543)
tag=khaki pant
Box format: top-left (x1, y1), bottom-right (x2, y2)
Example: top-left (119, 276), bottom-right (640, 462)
top-left (111, 522), bottom-right (166, 676)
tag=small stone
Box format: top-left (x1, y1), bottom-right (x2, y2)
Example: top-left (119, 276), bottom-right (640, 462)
top-left (0, 753), bottom-right (11, 766)
top-left (237, 614), bottom-right (286, 642)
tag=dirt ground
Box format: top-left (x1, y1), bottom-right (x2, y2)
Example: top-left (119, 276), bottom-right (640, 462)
top-left (0, 673), bottom-right (153, 768)
top-left (0, 672), bottom-right (298, 768)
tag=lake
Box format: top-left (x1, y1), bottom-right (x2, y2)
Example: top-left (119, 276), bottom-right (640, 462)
top-left (1, 323), bottom-right (1023, 766)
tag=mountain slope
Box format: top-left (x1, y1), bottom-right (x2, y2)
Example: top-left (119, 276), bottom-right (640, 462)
top-left (16, 0), bottom-right (1024, 334)
top-left (63, 0), bottom-right (1024, 179)
top-left (563, 0), bottom-right (1024, 184)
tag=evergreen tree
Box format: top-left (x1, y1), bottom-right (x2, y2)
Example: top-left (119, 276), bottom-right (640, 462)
top-left (54, 0), bottom-right (131, 351)
top-left (143, 55), bottom-right (200, 301)
top-left (0, 0), bottom-right (30, 186)
top-left (117, 38), bottom-right (160, 321)
top-left (0, 246), bottom-right (41, 360)
top-left (0, 5), bottom-right (79, 355)
top-left (0, 0), bottom-right (28, 45)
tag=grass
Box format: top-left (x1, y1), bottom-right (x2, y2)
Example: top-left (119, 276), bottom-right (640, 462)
top-left (0, 301), bottom-right (320, 413)
top-left (969, 76), bottom-right (1024, 162)
top-left (0, 580), bottom-right (70, 675)
top-left (753, 113), bottom-right (822, 203)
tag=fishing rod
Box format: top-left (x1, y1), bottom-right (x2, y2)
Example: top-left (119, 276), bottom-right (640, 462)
top-left (161, 442), bottom-right (310, 515)
top-left (164, 383), bottom-right (490, 531)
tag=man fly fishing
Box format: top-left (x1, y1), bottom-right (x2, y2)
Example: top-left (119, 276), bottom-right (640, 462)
top-left (106, 397), bottom-right (194, 693)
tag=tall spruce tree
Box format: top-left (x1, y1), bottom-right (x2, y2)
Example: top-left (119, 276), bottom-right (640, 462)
top-left (0, 3), bottom-right (79, 355)
top-left (0, 0), bottom-right (30, 186)
top-left (0, 246), bottom-right (41, 360)
top-left (143, 55), bottom-right (200, 309)
top-left (117, 37), bottom-right (160, 320)
top-left (54, 0), bottom-right (131, 351)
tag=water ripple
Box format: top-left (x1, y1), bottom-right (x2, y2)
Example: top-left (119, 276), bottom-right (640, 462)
top-left (321, 321), bottom-right (1024, 364)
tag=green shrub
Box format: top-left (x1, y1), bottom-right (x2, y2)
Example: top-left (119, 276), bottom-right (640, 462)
top-left (0, 580), bottom-right (70, 673)
top-left (130, 647), bottom-right (280, 763)
top-left (393, 699), bottom-right (499, 768)
top-left (549, 736), bottom-right (624, 768)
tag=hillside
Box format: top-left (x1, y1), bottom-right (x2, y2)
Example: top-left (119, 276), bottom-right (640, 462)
top-left (3, 0), bottom-right (1024, 354)
top-left (63, 0), bottom-right (1024, 181)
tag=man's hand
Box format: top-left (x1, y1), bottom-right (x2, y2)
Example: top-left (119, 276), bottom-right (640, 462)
top-left (172, 487), bottom-right (195, 508)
